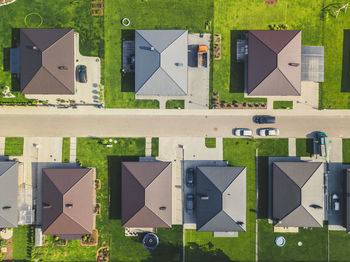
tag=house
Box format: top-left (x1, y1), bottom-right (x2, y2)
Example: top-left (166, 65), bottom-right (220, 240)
top-left (196, 166), bottom-right (246, 235)
top-left (19, 28), bottom-right (75, 95)
top-left (272, 161), bottom-right (324, 227)
top-left (41, 168), bottom-right (94, 238)
top-left (135, 30), bottom-right (188, 96)
top-left (121, 161), bottom-right (172, 228)
top-left (0, 162), bottom-right (19, 228)
top-left (246, 30), bottom-right (302, 96)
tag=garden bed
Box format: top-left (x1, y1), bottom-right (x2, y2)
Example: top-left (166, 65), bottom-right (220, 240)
top-left (95, 179), bottom-right (101, 190)
top-left (212, 92), bottom-right (267, 109)
top-left (53, 236), bottom-right (67, 247)
top-left (95, 203), bottom-right (101, 215)
top-left (213, 34), bottom-right (222, 60)
top-left (96, 246), bottom-right (109, 262)
top-left (81, 229), bottom-right (98, 247)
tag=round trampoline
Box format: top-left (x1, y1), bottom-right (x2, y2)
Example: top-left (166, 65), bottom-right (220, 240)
top-left (142, 233), bottom-right (159, 250)
top-left (121, 18), bottom-right (130, 26)
top-left (275, 236), bottom-right (286, 247)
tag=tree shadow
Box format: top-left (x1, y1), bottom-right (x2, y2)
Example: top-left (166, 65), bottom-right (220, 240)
top-left (3, 48), bottom-right (10, 71)
top-left (229, 30), bottom-right (247, 94)
top-left (108, 155), bottom-right (139, 220)
top-left (341, 30), bottom-right (350, 93)
top-left (11, 74), bottom-right (20, 91)
top-left (258, 156), bottom-right (269, 219)
top-left (12, 28), bottom-right (20, 48)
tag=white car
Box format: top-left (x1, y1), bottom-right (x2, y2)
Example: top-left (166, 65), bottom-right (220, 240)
top-left (234, 128), bottom-right (253, 137)
top-left (332, 193), bottom-right (340, 211)
top-left (258, 128), bottom-right (279, 137)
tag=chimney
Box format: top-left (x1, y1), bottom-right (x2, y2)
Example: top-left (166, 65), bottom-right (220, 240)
top-left (288, 63), bottom-right (300, 67)
top-left (150, 46), bottom-right (155, 51)
top-left (2, 206), bottom-right (11, 210)
top-left (200, 195), bottom-right (209, 200)
top-left (159, 206), bottom-right (166, 210)
top-left (43, 203), bottom-right (52, 209)
top-left (33, 46), bottom-right (38, 50)
top-left (65, 204), bottom-right (73, 208)
top-left (58, 66), bottom-right (68, 70)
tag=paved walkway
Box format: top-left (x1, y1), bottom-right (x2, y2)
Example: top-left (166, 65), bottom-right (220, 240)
top-left (0, 137), bottom-right (5, 155)
top-left (70, 137), bottom-right (77, 162)
top-left (145, 137), bottom-right (152, 156)
top-left (288, 138), bottom-right (296, 156)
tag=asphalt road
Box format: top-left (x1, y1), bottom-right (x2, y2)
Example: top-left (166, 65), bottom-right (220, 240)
top-left (1, 113), bottom-right (350, 138)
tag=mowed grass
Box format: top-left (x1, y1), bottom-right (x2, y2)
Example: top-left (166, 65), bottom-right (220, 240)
top-left (62, 137), bottom-right (70, 163)
top-left (0, 0), bottom-right (104, 102)
top-left (329, 231), bottom-right (350, 261)
top-left (213, 0), bottom-right (324, 105)
top-left (273, 101), bottom-right (293, 109)
top-left (166, 100), bottom-right (185, 109)
top-left (205, 138), bottom-right (216, 148)
top-left (5, 137), bottom-right (23, 156)
top-left (186, 138), bottom-right (256, 262)
top-left (296, 138), bottom-right (314, 157)
top-left (151, 137), bottom-right (159, 157)
top-left (104, 0), bottom-right (213, 108)
top-left (343, 139), bottom-right (350, 164)
top-left (12, 226), bottom-right (33, 261)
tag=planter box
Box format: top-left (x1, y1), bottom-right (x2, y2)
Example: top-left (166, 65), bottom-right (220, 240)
top-left (81, 229), bottom-right (98, 247)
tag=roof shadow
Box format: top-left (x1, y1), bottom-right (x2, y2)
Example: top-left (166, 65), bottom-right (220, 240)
top-left (341, 30), bottom-right (350, 94)
top-left (229, 30), bottom-right (247, 95)
top-left (121, 29), bottom-right (135, 92)
top-left (108, 155), bottom-right (139, 220)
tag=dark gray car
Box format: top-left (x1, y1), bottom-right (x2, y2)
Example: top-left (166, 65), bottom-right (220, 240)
top-left (254, 115), bottom-right (276, 124)
top-left (76, 65), bottom-right (87, 83)
top-left (186, 194), bottom-right (194, 215)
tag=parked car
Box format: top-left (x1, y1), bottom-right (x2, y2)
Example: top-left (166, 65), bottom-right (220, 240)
top-left (186, 168), bottom-right (195, 187)
top-left (186, 194), bottom-right (194, 215)
top-left (258, 128), bottom-right (279, 137)
top-left (234, 128), bottom-right (253, 137)
top-left (332, 193), bottom-right (340, 211)
top-left (76, 65), bottom-right (87, 83)
top-left (254, 115), bottom-right (276, 124)
top-left (129, 55), bottom-right (135, 65)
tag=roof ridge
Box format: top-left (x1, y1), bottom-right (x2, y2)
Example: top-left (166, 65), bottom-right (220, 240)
top-left (41, 65), bottom-right (74, 94)
top-left (0, 216), bottom-right (16, 228)
top-left (63, 168), bottom-right (92, 195)
top-left (136, 67), bottom-right (161, 95)
top-left (43, 29), bottom-right (72, 52)
top-left (0, 162), bottom-right (17, 178)
top-left (298, 205), bottom-right (323, 227)
top-left (251, 32), bottom-right (278, 55)
top-left (145, 162), bottom-right (171, 188)
top-left (275, 68), bottom-right (300, 95)
top-left (222, 209), bottom-right (245, 231)
top-left (123, 163), bottom-right (149, 189)
top-left (157, 67), bottom-right (187, 95)
top-left (301, 162), bottom-right (322, 188)
top-left (197, 208), bottom-right (223, 231)
top-left (46, 212), bottom-right (89, 234)
top-left (274, 163), bottom-right (302, 189)
top-left (276, 30), bottom-right (300, 54)
top-left (221, 167), bottom-right (245, 192)
top-left (161, 30), bottom-right (186, 53)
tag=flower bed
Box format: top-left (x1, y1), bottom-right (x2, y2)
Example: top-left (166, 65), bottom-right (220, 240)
top-left (213, 34), bottom-right (222, 60)
top-left (96, 246), bottom-right (109, 262)
top-left (53, 236), bottom-right (67, 247)
top-left (95, 203), bottom-right (101, 215)
top-left (95, 179), bottom-right (101, 190)
top-left (81, 229), bottom-right (98, 247)
top-left (212, 92), bottom-right (267, 109)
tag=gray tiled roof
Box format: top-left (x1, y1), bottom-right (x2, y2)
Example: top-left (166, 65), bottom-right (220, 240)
top-left (135, 30), bottom-right (188, 96)
top-left (272, 161), bottom-right (324, 227)
top-left (0, 162), bottom-right (19, 228)
top-left (196, 166), bottom-right (246, 232)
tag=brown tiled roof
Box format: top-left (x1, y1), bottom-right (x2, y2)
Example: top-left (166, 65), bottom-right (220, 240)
top-left (247, 30), bottom-right (301, 96)
top-left (42, 168), bottom-right (94, 235)
top-left (20, 28), bottom-right (74, 94)
top-left (121, 161), bottom-right (172, 228)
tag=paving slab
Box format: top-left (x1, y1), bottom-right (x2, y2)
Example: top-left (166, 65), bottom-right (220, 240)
top-left (70, 137), bottom-right (76, 162)
top-left (0, 137), bottom-right (5, 155)
top-left (288, 138), bottom-right (296, 156)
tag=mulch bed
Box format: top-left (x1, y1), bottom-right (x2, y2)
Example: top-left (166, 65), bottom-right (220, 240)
top-left (212, 92), bottom-right (267, 109)
top-left (213, 34), bottom-right (222, 60)
top-left (96, 246), bottom-right (109, 262)
top-left (81, 229), bottom-right (98, 246)
top-left (4, 238), bottom-right (12, 260)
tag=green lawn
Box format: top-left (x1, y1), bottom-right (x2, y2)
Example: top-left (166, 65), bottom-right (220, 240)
top-left (12, 226), bottom-right (34, 261)
top-left (213, 0), bottom-right (324, 106)
top-left (104, 0), bottom-right (213, 108)
top-left (296, 138), bottom-right (314, 157)
top-left (205, 138), bottom-right (216, 148)
top-left (273, 101), bottom-right (293, 109)
top-left (4, 137), bottom-right (23, 156)
top-left (258, 220), bottom-right (328, 262)
top-left (62, 137), bottom-right (70, 163)
top-left (0, 0), bottom-right (103, 104)
top-left (329, 231), bottom-right (350, 261)
top-left (151, 137), bottom-right (159, 157)
top-left (166, 100), bottom-right (185, 109)
top-left (186, 138), bottom-right (256, 262)
top-left (343, 139), bottom-right (350, 164)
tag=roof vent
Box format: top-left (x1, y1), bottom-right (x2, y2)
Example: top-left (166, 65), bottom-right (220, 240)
top-left (288, 63), bottom-right (300, 67)
top-left (43, 203), bottom-right (52, 209)
top-left (32, 46), bottom-right (38, 51)
top-left (175, 62), bottom-right (183, 67)
top-left (58, 66), bottom-right (68, 70)
top-left (310, 204), bottom-right (322, 209)
top-left (159, 206), bottom-right (166, 211)
top-left (2, 206), bottom-right (11, 210)
top-left (200, 195), bottom-right (209, 200)
top-left (65, 204), bottom-right (73, 208)
top-left (236, 221), bottom-right (244, 226)
top-left (150, 46), bottom-right (155, 51)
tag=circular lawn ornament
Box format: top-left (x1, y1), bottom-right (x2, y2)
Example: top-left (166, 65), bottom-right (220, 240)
top-left (298, 241), bottom-right (303, 246)
top-left (275, 236), bottom-right (286, 247)
top-left (121, 18), bottom-right (130, 27)
top-left (142, 233), bottom-right (159, 250)
top-left (24, 13), bottom-right (43, 28)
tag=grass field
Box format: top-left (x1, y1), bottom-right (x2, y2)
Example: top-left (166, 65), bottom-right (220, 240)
top-left (343, 139), bottom-right (350, 164)
top-left (4, 137), bottom-right (23, 156)
top-left (296, 138), bottom-right (314, 157)
top-left (104, 0), bottom-right (213, 108)
top-left (12, 226), bottom-right (34, 261)
top-left (0, 0), bottom-right (104, 104)
top-left (62, 137), bottom-right (70, 163)
top-left (151, 137), bottom-right (159, 157)
top-left (166, 100), bottom-right (185, 109)
top-left (213, 0), bottom-right (324, 106)
top-left (205, 138), bottom-right (216, 148)
top-left (273, 101), bottom-right (293, 109)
